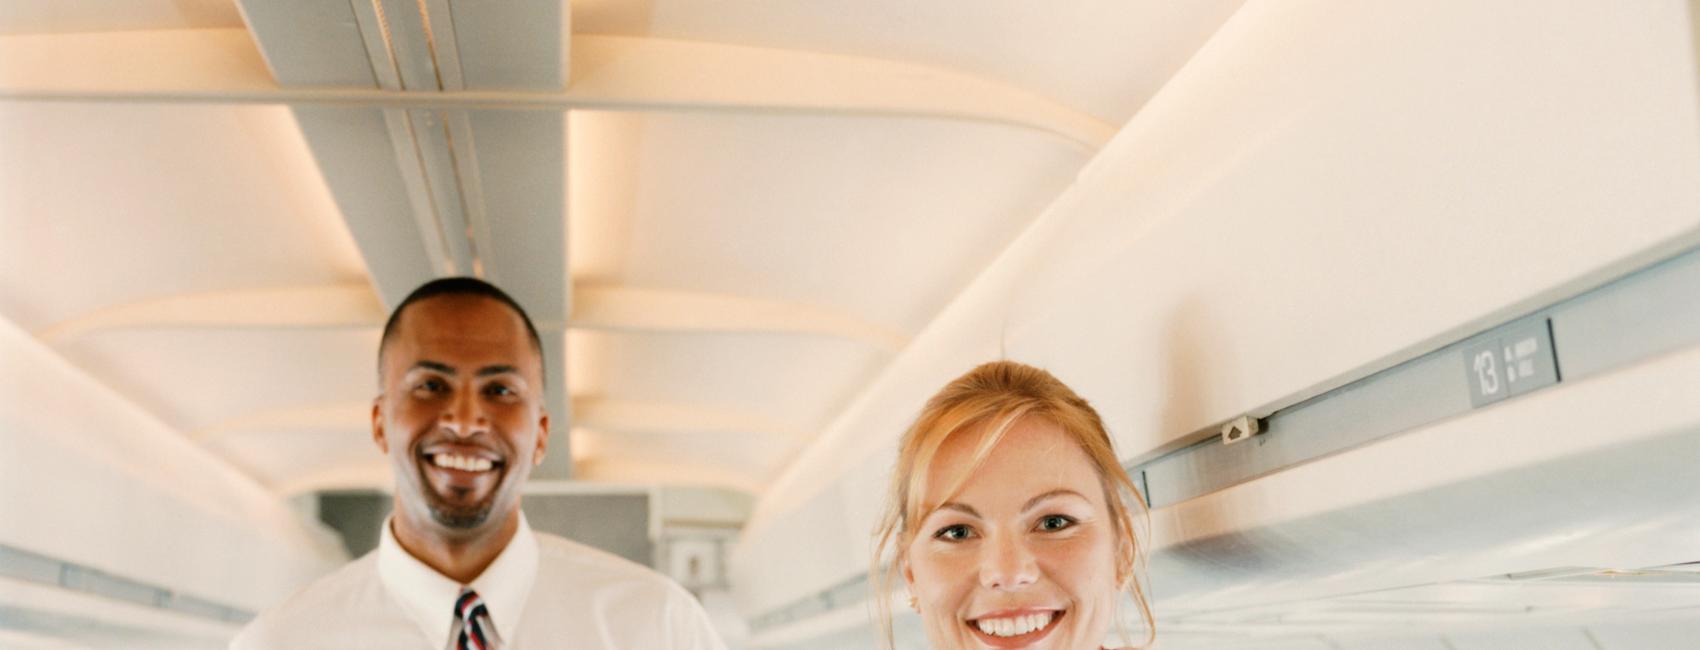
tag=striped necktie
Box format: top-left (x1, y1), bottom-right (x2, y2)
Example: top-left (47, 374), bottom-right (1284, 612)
top-left (453, 587), bottom-right (500, 650)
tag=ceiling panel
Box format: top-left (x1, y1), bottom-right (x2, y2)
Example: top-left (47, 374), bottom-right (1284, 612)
top-left (575, 428), bottom-right (798, 487)
top-left (569, 329), bottom-right (883, 437)
top-left (571, 0), bottom-right (1247, 124)
top-left (568, 110), bottom-right (1084, 334)
top-left (0, 102), bottom-right (367, 332)
top-left (209, 427), bottom-right (381, 491)
top-left (53, 329), bottom-right (379, 435)
top-left (0, 0), bottom-right (242, 35)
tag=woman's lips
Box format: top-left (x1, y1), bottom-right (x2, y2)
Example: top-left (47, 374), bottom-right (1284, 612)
top-left (965, 609), bottom-right (1064, 648)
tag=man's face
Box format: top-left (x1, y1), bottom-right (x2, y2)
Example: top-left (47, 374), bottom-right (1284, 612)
top-left (373, 294), bottom-right (548, 537)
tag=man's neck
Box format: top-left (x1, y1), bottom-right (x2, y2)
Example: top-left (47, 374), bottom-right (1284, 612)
top-left (390, 509), bottom-right (521, 584)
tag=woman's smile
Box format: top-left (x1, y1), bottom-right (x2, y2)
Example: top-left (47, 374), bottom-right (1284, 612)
top-left (967, 608), bottom-right (1066, 647)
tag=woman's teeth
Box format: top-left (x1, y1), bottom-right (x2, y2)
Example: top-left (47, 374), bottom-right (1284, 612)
top-left (431, 454), bottom-right (494, 472)
top-left (974, 612), bottom-right (1053, 637)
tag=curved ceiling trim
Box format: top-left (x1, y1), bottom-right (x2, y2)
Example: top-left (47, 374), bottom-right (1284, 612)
top-left (34, 283), bottom-right (906, 350)
top-left (33, 285), bottom-right (384, 344)
top-left (572, 286), bottom-right (909, 352)
top-left (0, 31), bottom-right (1115, 150)
top-left (190, 401), bottom-right (374, 443)
top-left (572, 396), bottom-right (805, 440)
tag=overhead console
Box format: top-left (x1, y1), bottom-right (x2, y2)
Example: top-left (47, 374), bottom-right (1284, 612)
top-left (1135, 245), bottom-right (1700, 511)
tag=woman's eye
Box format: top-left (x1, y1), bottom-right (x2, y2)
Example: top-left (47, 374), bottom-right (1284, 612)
top-left (1036, 515), bottom-right (1076, 532)
top-left (934, 524), bottom-right (975, 541)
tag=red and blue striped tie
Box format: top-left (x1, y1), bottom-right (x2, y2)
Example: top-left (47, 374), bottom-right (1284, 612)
top-left (454, 588), bottom-right (498, 650)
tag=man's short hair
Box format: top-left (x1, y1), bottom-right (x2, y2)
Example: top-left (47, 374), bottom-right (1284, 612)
top-left (377, 277), bottom-right (545, 386)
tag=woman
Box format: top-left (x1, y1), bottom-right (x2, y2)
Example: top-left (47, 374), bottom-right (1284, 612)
top-left (872, 360), bottom-right (1154, 649)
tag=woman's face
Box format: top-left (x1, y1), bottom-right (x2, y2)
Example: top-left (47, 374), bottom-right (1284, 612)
top-left (904, 416), bottom-right (1122, 650)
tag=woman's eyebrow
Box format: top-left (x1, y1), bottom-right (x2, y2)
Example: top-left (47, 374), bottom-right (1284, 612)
top-left (1022, 488), bottom-right (1088, 512)
top-left (935, 502), bottom-right (981, 518)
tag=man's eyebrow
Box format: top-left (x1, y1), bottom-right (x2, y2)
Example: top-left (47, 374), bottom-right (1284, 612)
top-left (1022, 489), bottom-right (1088, 513)
top-left (477, 365), bottom-right (520, 378)
top-left (409, 360), bottom-right (455, 374)
top-left (407, 362), bottom-right (524, 379)
top-left (935, 502), bottom-right (981, 518)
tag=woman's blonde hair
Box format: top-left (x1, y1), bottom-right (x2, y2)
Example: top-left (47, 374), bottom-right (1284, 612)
top-left (870, 360), bottom-right (1154, 649)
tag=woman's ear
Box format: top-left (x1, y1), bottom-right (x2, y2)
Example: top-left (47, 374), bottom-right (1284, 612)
top-left (901, 560), bottom-right (920, 612)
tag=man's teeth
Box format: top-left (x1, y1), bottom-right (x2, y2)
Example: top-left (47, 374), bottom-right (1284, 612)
top-left (431, 454), bottom-right (494, 472)
top-left (974, 612), bottom-right (1053, 637)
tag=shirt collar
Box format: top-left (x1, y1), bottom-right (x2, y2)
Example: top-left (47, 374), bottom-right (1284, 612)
top-left (377, 512), bottom-right (540, 648)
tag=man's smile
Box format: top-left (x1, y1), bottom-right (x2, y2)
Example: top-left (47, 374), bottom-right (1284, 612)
top-left (423, 449), bottom-right (504, 474)
top-left (419, 448), bottom-right (505, 481)
top-left (414, 442), bottom-right (509, 512)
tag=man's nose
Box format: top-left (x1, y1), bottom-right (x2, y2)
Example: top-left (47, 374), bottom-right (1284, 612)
top-left (439, 390), bottom-right (491, 438)
top-left (979, 532), bottom-right (1039, 591)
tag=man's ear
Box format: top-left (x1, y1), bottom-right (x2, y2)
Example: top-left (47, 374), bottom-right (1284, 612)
top-left (533, 412), bottom-right (550, 465)
top-left (371, 397), bottom-right (388, 453)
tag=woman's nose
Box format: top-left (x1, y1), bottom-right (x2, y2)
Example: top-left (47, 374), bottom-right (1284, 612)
top-left (979, 532), bottom-right (1039, 590)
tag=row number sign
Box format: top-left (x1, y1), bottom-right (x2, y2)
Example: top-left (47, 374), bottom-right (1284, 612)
top-left (1464, 318), bottom-right (1560, 408)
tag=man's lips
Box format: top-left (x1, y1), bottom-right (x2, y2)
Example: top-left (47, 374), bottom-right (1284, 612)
top-left (419, 446), bottom-right (505, 475)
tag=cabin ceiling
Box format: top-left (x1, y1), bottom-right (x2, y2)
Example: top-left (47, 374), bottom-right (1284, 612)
top-left (0, 0), bottom-right (1244, 496)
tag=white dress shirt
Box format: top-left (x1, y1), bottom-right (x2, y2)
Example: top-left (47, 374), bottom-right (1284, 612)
top-left (232, 514), bottom-right (727, 649)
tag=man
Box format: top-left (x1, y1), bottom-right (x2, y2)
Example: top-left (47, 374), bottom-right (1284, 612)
top-left (234, 278), bottom-right (726, 649)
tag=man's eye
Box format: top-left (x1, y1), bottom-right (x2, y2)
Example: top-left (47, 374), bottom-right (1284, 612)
top-left (416, 379), bottom-right (447, 393)
top-left (484, 383), bottom-right (515, 397)
top-left (934, 524), bottom-right (975, 541)
top-left (1036, 515), bottom-right (1076, 532)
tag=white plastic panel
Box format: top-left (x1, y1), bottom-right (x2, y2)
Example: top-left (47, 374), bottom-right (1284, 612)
top-left (566, 110), bottom-right (1086, 335)
top-left (571, 330), bottom-right (886, 441)
top-left (0, 102), bottom-right (365, 333)
top-left (53, 329), bottom-right (379, 435)
top-left (0, 0), bottom-right (242, 34)
top-left (571, 0), bottom-right (1247, 125)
